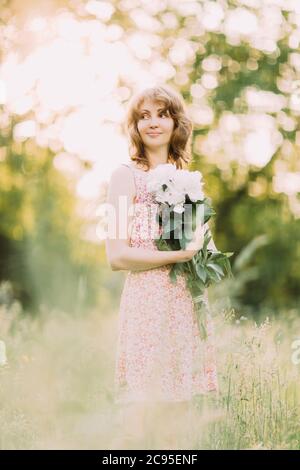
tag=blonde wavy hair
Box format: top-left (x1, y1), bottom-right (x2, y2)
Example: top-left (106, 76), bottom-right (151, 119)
top-left (124, 84), bottom-right (193, 171)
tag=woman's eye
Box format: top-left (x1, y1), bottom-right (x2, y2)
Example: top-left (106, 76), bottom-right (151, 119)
top-left (141, 112), bottom-right (168, 119)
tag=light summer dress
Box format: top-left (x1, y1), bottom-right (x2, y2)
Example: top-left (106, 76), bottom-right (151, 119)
top-left (113, 162), bottom-right (219, 405)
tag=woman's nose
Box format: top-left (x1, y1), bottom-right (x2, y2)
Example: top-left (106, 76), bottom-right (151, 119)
top-left (149, 118), bottom-right (159, 126)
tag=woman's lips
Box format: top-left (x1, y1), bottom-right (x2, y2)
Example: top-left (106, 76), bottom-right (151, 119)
top-left (147, 132), bottom-right (162, 136)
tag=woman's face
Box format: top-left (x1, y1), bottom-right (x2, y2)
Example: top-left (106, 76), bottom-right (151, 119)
top-left (137, 98), bottom-right (174, 149)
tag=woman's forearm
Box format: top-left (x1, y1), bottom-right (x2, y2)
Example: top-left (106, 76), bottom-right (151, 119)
top-left (115, 245), bottom-right (186, 272)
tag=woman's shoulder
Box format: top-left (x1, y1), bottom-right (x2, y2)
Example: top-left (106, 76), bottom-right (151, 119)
top-left (111, 162), bottom-right (134, 175)
top-left (109, 161), bottom-right (147, 182)
top-left (122, 160), bottom-right (141, 168)
top-left (120, 161), bottom-right (149, 172)
top-left (110, 163), bottom-right (132, 182)
top-left (120, 161), bottom-right (132, 168)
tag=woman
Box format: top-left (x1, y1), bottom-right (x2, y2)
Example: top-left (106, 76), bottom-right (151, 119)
top-left (105, 84), bottom-right (219, 448)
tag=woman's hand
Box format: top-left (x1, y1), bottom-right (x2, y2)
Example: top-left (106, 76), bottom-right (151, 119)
top-left (186, 223), bottom-right (205, 251)
top-left (177, 224), bottom-right (205, 263)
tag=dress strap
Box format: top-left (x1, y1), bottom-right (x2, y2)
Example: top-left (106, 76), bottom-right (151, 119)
top-left (121, 163), bottom-right (136, 171)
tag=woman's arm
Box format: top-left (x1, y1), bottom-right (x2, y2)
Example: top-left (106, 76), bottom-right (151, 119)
top-left (105, 166), bottom-right (196, 272)
top-left (116, 246), bottom-right (191, 272)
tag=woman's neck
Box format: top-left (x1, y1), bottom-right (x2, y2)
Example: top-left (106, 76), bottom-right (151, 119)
top-left (145, 148), bottom-right (171, 169)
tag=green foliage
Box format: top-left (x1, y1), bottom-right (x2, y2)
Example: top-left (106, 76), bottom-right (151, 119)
top-left (0, 136), bottom-right (109, 314)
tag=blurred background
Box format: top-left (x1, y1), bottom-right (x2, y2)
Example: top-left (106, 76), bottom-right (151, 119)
top-left (0, 0), bottom-right (300, 450)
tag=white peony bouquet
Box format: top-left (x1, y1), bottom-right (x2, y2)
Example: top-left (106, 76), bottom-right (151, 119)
top-left (146, 163), bottom-right (234, 340)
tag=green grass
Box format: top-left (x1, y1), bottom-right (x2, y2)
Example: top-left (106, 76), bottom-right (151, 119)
top-left (0, 296), bottom-right (300, 449)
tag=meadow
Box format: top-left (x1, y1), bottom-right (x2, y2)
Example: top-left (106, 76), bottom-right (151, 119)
top-left (1, 281), bottom-right (299, 450)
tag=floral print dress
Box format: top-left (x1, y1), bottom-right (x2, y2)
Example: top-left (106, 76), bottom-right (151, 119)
top-left (113, 162), bottom-right (219, 405)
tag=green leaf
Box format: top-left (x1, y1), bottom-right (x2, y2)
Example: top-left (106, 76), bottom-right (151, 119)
top-left (195, 264), bottom-right (207, 283)
top-left (206, 267), bottom-right (222, 282)
top-left (206, 262), bottom-right (225, 277)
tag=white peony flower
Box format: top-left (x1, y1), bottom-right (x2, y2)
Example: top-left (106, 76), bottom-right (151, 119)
top-left (146, 164), bottom-right (205, 207)
top-left (166, 169), bottom-right (204, 202)
top-left (146, 163), bottom-right (177, 193)
top-left (187, 171), bottom-right (205, 201)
